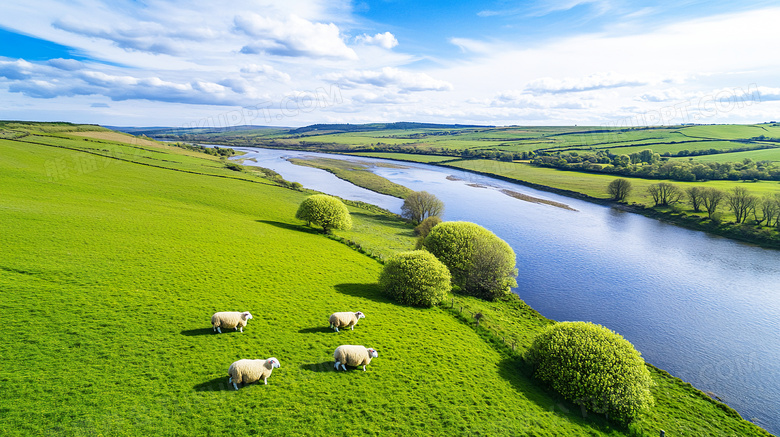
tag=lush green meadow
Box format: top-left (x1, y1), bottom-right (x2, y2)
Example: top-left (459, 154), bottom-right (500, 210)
top-left (0, 124), bottom-right (771, 436)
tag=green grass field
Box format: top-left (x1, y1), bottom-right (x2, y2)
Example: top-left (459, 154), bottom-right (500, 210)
top-left (288, 156), bottom-right (414, 199)
top-left (0, 123), bottom-right (772, 436)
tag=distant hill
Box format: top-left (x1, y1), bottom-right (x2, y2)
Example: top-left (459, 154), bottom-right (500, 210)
top-left (289, 122), bottom-right (492, 134)
top-left (105, 125), bottom-right (287, 136)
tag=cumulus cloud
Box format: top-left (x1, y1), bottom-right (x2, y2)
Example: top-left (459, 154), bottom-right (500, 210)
top-left (327, 67), bottom-right (453, 92)
top-left (48, 58), bottom-right (84, 71)
top-left (239, 64), bottom-right (291, 83)
top-left (53, 18), bottom-right (189, 56)
top-left (636, 88), bottom-right (688, 102)
top-left (0, 59), bottom-right (35, 80)
top-left (490, 89), bottom-right (592, 109)
top-left (525, 73), bottom-right (651, 94)
top-left (356, 32), bottom-right (398, 49)
top-left (235, 13), bottom-right (357, 60)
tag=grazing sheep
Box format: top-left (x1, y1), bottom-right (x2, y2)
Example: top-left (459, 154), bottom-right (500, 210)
top-left (333, 345), bottom-right (378, 371)
top-left (211, 311), bottom-right (253, 333)
top-left (328, 311), bottom-right (365, 332)
top-left (227, 357), bottom-right (280, 390)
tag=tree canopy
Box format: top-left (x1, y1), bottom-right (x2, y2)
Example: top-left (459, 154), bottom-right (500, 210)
top-left (295, 194), bottom-right (352, 233)
top-left (421, 221), bottom-right (517, 301)
top-left (607, 178), bottom-right (632, 202)
top-left (401, 191), bottom-right (444, 224)
top-left (527, 321), bottom-right (655, 423)
top-left (379, 250), bottom-right (451, 307)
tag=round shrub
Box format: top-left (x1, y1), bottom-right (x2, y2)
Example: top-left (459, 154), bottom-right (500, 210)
top-left (527, 321), bottom-right (654, 423)
top-left (421, 221), bottom-right (517, 300)
top-left (295, 194), bottom-right (352, 233)
top-left (414, 216), bottom-right (442, 238)
top-left (379, 250), bottom-right (451, 307)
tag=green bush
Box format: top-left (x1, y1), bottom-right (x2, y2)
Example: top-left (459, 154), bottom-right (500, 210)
top-left (379, 250), bottom-right (451, 307)
top-left (421, 221), bottom-right (517, 301)
top-left (295, 194), bottom-right (352, 233)
top-left (526, 321), bottom-right (654, 423)
top-left (414, 216), bottom-right (442, 238)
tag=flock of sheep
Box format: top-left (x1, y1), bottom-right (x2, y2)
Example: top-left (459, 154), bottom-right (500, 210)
top-left (210, 310), bottom-right (378, 390)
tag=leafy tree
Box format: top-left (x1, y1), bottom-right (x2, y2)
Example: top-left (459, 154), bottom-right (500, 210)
top-left (379, 250), bottom-right (451, 307)
top-left (726, 187), bottom-right (757, 224)
top-left (401, 191), bottom-right (445, 224)
top-left (754, 195), bottom-right (778, 226)
top-left (606, 178), bottom-right (632, 202)
top-left (701, 187), bottom-right (725, 219)
top-left (686, 186), bottom-right (704, 212)
top-left (647, 183), bottom-right (682, 206)
top-left (527, 321), bottom-right (654, 424)
top-left (422, 221), bottom-right (517, 301)
top-left (295, 194), bottom-right (352, 233)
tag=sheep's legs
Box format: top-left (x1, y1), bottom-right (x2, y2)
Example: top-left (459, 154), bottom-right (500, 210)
top-left (232, 382), bottom-right (239, 390)
top-left (333, 327), bottom-right (339, 332)
top-left (238, 327), bottom-right (243, 333)
top-left (341, 364), bottom-right (347, 371)
top-left (216, 327), bottom-right (222, 333)
top-left (263, 378), bottom-right (268, 385)
top-left (362, 365), bottom-right (366, 371)
top-left (334, 361), bottom-right (341, 370)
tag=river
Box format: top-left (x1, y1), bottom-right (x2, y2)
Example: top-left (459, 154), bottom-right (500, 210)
top-left (237, 147), bottom-right (780, 434)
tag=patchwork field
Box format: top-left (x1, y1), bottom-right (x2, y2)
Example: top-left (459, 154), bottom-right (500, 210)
top-left (0, 123), bottom-right (771, 436)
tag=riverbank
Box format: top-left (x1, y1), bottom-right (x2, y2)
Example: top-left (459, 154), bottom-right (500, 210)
top-left (339, 151), bottom-right (780, 250)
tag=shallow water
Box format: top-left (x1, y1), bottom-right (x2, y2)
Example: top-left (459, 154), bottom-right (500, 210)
top-left (238, 147), bottom-right (780, 433)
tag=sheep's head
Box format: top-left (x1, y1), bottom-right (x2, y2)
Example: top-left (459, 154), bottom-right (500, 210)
top-left (367, 348), bottom-right (378, 358)
top-left (356, 311), bottom-right (365, 319)
top-left (242, 312), bottom-right (253, 320)
top-left (267, 357), bottom-right (280, 368)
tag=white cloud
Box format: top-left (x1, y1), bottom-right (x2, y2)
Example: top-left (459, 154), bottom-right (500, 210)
top-left (525, 73), bottom-right (653, 94)
top-left (327, 67), bottom-right (453, 92)
top-left (356, 32), bottom-right (398, 49)
top-left (449, 37), bottom-right (495, 54)
top-left (239, 64), bottom-right (291, 83)
top-left (53, 17), bottom-right (188, 56)
top-left (234, 13), bottom-right (357, 60)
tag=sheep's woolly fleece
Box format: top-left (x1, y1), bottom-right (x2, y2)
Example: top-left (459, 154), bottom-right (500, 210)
top-left (334, 345), bottom-right (378, 371)
top-left (329, 311), bottom-right (364, 331)
top-left (211, 311), bottom-right (252, 333)
top-left (228, 358), bottom-right (280, 388)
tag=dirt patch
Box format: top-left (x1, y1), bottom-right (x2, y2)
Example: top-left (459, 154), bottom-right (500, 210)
top-left (500, 189), bottom-right (577, 211)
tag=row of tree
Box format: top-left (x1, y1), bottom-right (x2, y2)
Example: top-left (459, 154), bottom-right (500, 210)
top-left (534, 149), bottom-right (780, 182)
top-left (608, 178), bottom-right (780, 226)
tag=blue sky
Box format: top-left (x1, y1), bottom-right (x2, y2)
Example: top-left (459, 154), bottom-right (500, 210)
top-left (1, 0), bottom-right (779, 127)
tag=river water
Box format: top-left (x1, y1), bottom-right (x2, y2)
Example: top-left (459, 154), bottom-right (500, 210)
top-left (237, 147), bottom-right (780, 434)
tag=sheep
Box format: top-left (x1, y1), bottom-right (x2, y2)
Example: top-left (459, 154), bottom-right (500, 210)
top-left (211, 311), bottom-right (253, 333)
top-left (333, 345), bottom-right (378, 371)
top-left (227, 357), bottom-right (280, 390)
top-left (328, 311), bottom-right (365, 332)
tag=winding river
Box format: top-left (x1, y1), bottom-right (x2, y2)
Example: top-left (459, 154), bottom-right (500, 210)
top-left (238, 147), bottom-right (780, 434)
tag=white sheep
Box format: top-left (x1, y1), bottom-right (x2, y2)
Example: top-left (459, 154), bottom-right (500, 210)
top-left (227, 357), bottom-right (280, 390)
top-left (211, 311), bottom-right (253, 333)
top-left (333, 345), bottom-right (378, 371)
top-left (328, 311), bottom-right (365, 332)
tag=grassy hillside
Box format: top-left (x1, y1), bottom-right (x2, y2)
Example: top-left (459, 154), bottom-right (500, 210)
top-left (0, 123), bottom-right (771, 436)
